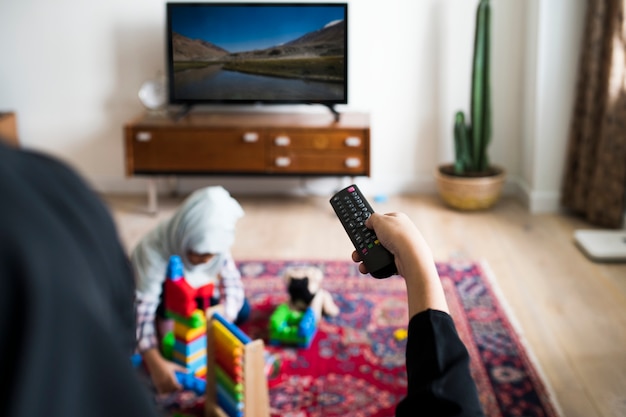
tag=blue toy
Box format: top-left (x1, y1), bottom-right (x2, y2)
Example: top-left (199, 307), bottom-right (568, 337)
top-left (175, 371), bottom-right (207, 396)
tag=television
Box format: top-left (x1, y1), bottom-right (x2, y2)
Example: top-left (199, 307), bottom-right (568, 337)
top-left (166, 2), bottom-right (348, 119)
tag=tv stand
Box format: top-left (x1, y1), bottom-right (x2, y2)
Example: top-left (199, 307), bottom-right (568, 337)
top-left (124, 111), bottom-right (370, 212)
top-left (324, 104), bottom-right (340, 122)
top-left (173, 104), bottom-right (193, 121)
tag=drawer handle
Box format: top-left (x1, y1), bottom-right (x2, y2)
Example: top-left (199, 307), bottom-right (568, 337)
top-left (344, 136), bottom-right (361, 147)
top-left (274, 136), bottom-right (291, 146)
top-left (275, 156), bottom-right (291, 167)
top-left (243, 132), bottom-right (259, 143)
top-left (345, 157), bottom-right (361, 168)
top-left (136, 131), bottom-right (152, 142)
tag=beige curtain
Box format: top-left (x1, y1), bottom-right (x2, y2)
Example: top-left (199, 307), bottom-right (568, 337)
top-left (561, 0), bottom-right (626, 228)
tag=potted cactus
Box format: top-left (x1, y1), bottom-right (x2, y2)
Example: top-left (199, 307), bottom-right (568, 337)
top-left (435, 0), bottom-right (505, 210)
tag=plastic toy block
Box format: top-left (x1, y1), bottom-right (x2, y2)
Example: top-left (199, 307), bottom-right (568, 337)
top-left (165, 277), bottom-right (201, 318)
top-left (167, 309), bottom-right (206, 329)
top-left (175, 371), bottom-right (206, 396)
top-left (173, 346), bottom-right (205, 366)
top-left (194, 281), bottom-right (215, 300)
top-left (174, 335), bottom-right (207, 357)
top-left (173, 353), bottom-right (206, 374)
top-left (173, 340), bottom-right (206, 364)
top-left (167, 255), bottom-right (185, 281)
top-left (194, 365), bottom-right (207, 378)
top-left (174, 319), bottom-right (206, 341)
top-left (269, 304), bottom-right (317, 348)
top-left (297, 308), bottom-right (316, 339)
top-left (161, 331), bottom-right (175, 360)
top-left (164, 256), bottom-right (214, 317)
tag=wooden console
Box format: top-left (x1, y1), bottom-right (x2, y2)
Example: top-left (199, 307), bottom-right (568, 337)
top-left (124, 111), bottom-right (370, 177)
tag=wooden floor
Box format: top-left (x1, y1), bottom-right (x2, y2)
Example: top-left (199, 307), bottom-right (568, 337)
top-left (105, 193), bottom-right (626, 417)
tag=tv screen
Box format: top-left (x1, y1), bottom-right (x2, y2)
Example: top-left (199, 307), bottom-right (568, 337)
top-left (166, 2), bottom-right (348, 109)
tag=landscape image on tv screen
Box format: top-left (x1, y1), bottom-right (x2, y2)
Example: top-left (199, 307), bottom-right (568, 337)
top-left (167, 3), bottom-right (347, 104)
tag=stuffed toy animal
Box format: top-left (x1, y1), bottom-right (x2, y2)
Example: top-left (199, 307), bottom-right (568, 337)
top-left (283, 266), bottom-right (340, 322)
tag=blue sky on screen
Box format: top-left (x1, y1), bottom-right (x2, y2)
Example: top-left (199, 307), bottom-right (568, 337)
top-left (171, 4), bottom-right (345, 53)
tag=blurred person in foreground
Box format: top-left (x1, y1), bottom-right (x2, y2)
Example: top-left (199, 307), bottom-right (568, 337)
top-left (0, 140), bottom-right (158, 417)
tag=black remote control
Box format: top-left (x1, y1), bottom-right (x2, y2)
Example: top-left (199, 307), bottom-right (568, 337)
top-left (329, 184), bottom-right (397, 279)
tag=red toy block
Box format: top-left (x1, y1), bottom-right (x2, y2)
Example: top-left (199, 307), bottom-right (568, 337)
top-left (165, 255), bottom-right (215, 318)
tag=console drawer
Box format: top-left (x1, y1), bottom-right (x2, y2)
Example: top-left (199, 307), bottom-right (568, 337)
top-left (127, 128), bottom-right (266, 173)
top-left (268, 130), bottom-right (365, 151)
top-left (268, 151), bottom-right (367, 175)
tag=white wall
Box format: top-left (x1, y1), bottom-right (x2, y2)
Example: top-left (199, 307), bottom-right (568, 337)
top-left (521, 0), bottom-right (586, 212)
top-left (0, 0), bottom-right (585, 211)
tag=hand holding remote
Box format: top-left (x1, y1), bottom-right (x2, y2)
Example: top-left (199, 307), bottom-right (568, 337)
top-left (329, 185), bottom-right (397, 278)
top-left (352, 211), bottom-right (450, 317)
top-left (353, 212), bottom-right (427, 277)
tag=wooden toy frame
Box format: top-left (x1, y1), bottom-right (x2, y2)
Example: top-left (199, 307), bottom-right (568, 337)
top-left (204, 307), bottom-right (270, 417)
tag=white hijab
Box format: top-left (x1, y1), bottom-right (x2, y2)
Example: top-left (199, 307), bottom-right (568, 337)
top-left (131, 186), bottom-right (244, 300)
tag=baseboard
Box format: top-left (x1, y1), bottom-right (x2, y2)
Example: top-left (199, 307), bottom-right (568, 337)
top-left (516, 178), bottom-right (562, 213)
top-left (88, 174), bottom-right (431, 197)
top-left (89, 172), bottom-right (528, 205)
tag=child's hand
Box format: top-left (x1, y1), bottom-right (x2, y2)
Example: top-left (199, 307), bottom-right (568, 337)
top-left (151, 357), bottom-right (187, 394)
top-left (143, 348), bottom-right (187, 394)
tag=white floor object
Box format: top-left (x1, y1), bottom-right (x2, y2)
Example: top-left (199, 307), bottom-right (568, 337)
top-left (574, 229), bottom-right (626, 262)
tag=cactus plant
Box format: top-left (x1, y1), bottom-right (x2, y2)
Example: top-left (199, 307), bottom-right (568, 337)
top-left (454, 0), bottom-right (491, 175)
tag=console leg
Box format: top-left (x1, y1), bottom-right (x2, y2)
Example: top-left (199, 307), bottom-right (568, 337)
top-left (147, 178), bottom-right (158, 215)
top-left (173, 104), bottom-right (193, 122)
top-left (167, 176), bottom-right (179, 197)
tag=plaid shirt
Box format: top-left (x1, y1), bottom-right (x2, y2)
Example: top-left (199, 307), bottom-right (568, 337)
top-left (135, 255), bottom-right (244, 353)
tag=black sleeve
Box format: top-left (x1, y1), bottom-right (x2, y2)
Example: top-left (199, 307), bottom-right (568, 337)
top-left (0, 143), bottom-right (158, 417)
top-left (396, 309), bottom-right (485, 417)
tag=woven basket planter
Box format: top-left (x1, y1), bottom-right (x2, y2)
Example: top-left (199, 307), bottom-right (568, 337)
top-left (435, 164), bottom-right (506, 210)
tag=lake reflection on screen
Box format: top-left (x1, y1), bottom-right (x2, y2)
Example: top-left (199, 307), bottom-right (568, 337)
top-left (173, 65), bottom-right (344, 101)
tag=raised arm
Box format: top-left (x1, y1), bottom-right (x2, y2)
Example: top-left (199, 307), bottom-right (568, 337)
top-left (352, 212), bottom-right (449, 318)
top-left (352, 212), bottom-right (485, 417)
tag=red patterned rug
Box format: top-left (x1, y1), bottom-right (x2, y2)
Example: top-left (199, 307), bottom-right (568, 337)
top-left (151, 260), bottom-right (561, 417)
top-left (237, 260), bottom-right (561, 417)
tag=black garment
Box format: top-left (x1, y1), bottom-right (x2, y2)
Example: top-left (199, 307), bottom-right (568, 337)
top-left (0, 143), bottom-right (158, 417)
top-left (396, 309), bottom-right (485, 416)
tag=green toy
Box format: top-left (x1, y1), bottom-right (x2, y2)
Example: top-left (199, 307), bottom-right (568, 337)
top-left (268, 303), bottom-right (317, 348)
top-left (161, 330), bottom-right (175, 360)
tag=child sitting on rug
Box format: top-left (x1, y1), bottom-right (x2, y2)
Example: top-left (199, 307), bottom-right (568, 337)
top-left (131, 186), bottom-right (250, 395)
top-left (351, 212), bottom-right (485, 417)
